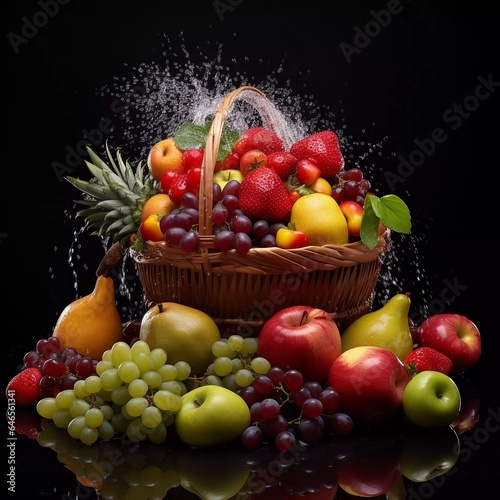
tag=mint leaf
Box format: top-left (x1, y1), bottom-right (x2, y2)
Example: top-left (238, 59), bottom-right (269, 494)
top-left (173, 122), bottom-right (239, 162)
top-left (369, 194), bottom-right (411, 234)
top-left (174, 123), bottom-right (210, 150)
top-left (360, 195), bottom-right (381, 250)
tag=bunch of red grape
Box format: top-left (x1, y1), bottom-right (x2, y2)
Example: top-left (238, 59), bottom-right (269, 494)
top-left (330, 167), bottom-right (371, 206)
top-left (22, 337), bottom-right (97, 398)
top-left (160, 180), bottom-right (286, 255)
top-left (238, 366), bottom-right (353, 450)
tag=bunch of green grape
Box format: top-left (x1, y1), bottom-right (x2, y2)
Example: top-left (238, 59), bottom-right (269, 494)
top-left (202, 335), bottom-right (271, 391)
top-left (36, 341), bottom-right (190, 445)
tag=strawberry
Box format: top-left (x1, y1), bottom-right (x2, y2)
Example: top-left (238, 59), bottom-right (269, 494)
top-left (233, 127), bottom-right (284, 156)
top-left (13, 409), bottom-right (42, 440)
top-left (290, 130), bottom-right (344, 179)
top-left (404, 347), bottom-right (453, 377)
top-left (5, 368), bottom-right (42, 407)
top-left (239, 167), bottom-right (292, 222)
top-left (267, 151), bottom-right (298, 180)
top-left (180, 148), bottom-right (204, 171)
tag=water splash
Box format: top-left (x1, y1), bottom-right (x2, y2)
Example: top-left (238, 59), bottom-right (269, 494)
top-left (56, 32), bottom-right (444, 324)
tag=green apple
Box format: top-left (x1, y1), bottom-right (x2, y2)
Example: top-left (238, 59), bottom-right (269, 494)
top-left (174, 444), bottom-right (250, 500)
top-left (400, 425), bottom-right (460, 482)
top-left (213, 169), bottom-right (244, 189)
top-left (402, 371), bottom-right (461, 428)
top-left (175, 385), bottom-right (251, 448)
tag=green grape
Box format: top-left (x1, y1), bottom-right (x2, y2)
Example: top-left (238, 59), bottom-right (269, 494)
top-left (174, 361), bottom-right (191, 380)
top-left (84, 375), bottom-right (102, 394)
top-left (55, 390), bottom-right (77, 409)
top-left (157, 364), bottom-right (177, 382)
top-left (231, 358), bottom-right (245, 373)
top-left (211, 339), bottom-right (235, 358)
top-left (110, 414), bottom-right (129, 433)
top-left (221, 373), bottom-right (239, 391)
top-left (213, 356), bottom-right (232, 376)
top-left (69, 399), bottom-right (91, 418)
top-left (141, 406), bottom-right (162, 428)
top-left (150, 348), bottom-right (168, 370)
top-left (98, 388), bottom-right (113, 402)
top-left (67, 416), bottom-right (86, 439)
top-left (206, 375), bottom-right (223, 386)
top-left (153, 390), bottom-right (182, 412)
top-left (250, 356), bottom-right (271, 375)
top-left (128, 378), bottom-right (149, 398)
top-left (126, 397), bottom-right (149, 418)
top-left (205, 363), bottom-right (216, 376)
top-left (241, 337), bottom-right (259, 355)
top-left (97, 420), bottom-right (115, 440)
top-left (85, 407), bottom-right (104, 428)
top-left (73, 379), bottom-right (90, 399)
top-left (235, 368), bottom-right (254, 387)
top-left (36, 398), bottom-right (57, 419)
top-left (100, 368), bottom-right (122, 392)
top-left (111, 341), bottom-right (133, 367)
top-left (100, 404), bottom-right (114, 421)
top-left (131, 340), bottom-right (151, 356)
top-left (126, 418), bottom-right (148, 442)
top-left (133, 352), bottom-right (153, 375)
top-left (53, 408), bottom-right (73, 428)
top-left (117, 360), bottom-right (140, 383)
top-left (96, 360), bottom-right (113, 376)
top-left (102, 349), bottom-right (113, 362)
top-left (227, 334), bottom-right (245, 352)
top-left (147, 423), bottom-right (167, 444)
top-left (139, 465), bottom-right (164, 488)
top-left (80, 426), bottom-right (99, 445)
top-left (142, 370), bottom-right (162, 389)
top-left (121, 403), bottom-right (134, 420)
top-left (162, 411), bottom-right (175, 426)
top-left (111, 385), bottom-right (132, 405)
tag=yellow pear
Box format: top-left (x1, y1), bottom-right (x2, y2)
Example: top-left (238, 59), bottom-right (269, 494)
top-left (52, 275), bottom-right (123, 360)
top-left (341, 293), bottom-right (413, 361)
top-left (290, 192), bottom-right (348, 246)
top-left (139, 302), bottom-right (221, 376)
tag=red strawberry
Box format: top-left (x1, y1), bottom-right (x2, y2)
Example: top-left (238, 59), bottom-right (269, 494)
top-left (239, 167), bottom-right (292, 222)
top-left (290, 130), bottom-right (344, 179)
top-left (5, 368), bottom-right (42, 407)
top-left (13, 409), bottom-right (42, 440)
top-left (267, 151), bottom-right (298, 180)
top-left (233, 127), bottom-right (284, 156)
top-left (404, 347), bottom-right (453, 377)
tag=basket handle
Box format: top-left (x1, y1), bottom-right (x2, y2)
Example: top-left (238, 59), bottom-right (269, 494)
top-left (198, 86), bottom-right (269, 236)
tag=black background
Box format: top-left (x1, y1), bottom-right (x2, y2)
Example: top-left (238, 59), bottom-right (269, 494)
top-left (1, 0), bottom-right (499, 498)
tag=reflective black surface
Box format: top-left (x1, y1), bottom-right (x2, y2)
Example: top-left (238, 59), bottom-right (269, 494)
top-left (2, 1), bottom-right (499, 498)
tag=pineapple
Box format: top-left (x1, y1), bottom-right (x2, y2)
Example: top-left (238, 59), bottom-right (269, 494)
top-left (66, 143), bottom-right (159, 246)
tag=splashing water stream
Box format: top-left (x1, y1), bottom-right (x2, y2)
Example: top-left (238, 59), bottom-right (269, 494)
top-left (53, 33), bottom-right (445, 326)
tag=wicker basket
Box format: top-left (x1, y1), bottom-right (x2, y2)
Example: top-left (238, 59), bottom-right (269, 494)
top-left (132, 86), bottom-right (391, 335)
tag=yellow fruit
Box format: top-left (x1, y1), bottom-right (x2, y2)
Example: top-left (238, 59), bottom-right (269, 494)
top-left (290, 193), bottom-right (348, 246)
top-left (147, 138), bottom-right (184, 182)
top-left (139, 303), bottom-right (221, 376)
top-left (52, 276), bottom-right (123, 360)
top-left (140, 193), bottom-right (177, 224)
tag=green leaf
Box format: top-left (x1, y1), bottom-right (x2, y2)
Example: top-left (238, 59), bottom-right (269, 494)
top-left (369, 194), bottom-right (411, 234)
top-left (173, 122), bottom-right (239, 162)
top-left (360, 196), bottom-right (381, 250)
top-left (174, 123), bottom-right (211, 150)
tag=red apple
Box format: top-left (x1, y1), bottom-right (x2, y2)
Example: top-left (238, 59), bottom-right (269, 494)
top-left (328, 346), bottom-right (411, 423)
top-left (339, 200), bottom-right (363, 238)
top-left (334, 435), bottom-right (403, 497)
top-left (416, 313), bottom-right (481, 374)
top-left (257, 306), bottom-right (342, 383)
